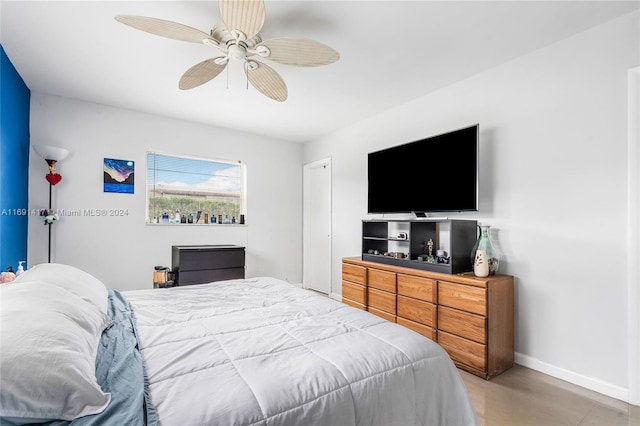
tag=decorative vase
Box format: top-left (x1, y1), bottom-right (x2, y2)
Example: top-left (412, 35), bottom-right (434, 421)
top-left (470, 225), bottom-right (499, 276)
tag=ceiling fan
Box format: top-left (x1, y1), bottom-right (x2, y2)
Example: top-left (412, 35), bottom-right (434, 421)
top-left (115, 0), bottom-right (339, 102)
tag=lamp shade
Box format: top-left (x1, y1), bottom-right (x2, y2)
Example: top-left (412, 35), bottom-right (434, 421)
top-left (32, 145), bottom-right (69, 162)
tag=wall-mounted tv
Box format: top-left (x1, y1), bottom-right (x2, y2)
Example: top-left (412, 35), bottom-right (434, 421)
top-left (367, 124), bottom-right (479, 214)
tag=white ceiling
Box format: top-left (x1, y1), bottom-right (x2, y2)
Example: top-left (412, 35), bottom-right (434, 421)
top-left (1, 1), bottom-right (639, 143)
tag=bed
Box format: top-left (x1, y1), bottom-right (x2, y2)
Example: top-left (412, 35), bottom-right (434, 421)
top-left (1, 263), bottom-right (478, 426)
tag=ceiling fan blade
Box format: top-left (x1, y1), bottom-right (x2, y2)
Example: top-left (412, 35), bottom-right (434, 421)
top-left (179, 58), bottom-right (227, 90)
top-left (244, 60), bottom-right (287, 102)
top-left (115, 15), bottom-right (212, 44)
top-left (257, 37), bottom-right (340, 67)
top-left (221, 0), bottom-right (265, 40)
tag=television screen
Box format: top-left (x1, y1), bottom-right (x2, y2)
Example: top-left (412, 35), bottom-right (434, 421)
top-left (367, 124), bottom-right (478, 214)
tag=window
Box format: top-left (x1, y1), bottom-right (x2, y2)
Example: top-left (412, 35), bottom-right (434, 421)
top-left (146, 152), bottom-right (245, 224)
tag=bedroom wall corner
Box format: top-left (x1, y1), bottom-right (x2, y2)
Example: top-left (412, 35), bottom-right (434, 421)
top-left (0, 44), bottom-right (30, 273)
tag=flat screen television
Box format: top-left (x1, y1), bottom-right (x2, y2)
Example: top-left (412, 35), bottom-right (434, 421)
top-left (367, 124), bottom-right (479, 214)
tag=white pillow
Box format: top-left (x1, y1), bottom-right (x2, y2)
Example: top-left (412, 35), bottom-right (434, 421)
top-left (13, 263), bottom-right (108, 315)
top-left (0, 281), bottom-right (111, 421)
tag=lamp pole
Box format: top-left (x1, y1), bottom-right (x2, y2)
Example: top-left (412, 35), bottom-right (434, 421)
top-left (32, 145), bottom-right (69, 264)
top-left (48, 180), bottom-right (52, 263)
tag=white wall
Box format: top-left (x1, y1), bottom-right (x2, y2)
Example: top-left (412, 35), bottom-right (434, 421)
top-left (303, 11), bottom-right (640, 401)
top-left (28, 95), bottom-right (303, 291)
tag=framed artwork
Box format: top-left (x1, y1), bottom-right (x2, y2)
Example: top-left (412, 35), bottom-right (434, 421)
top-left (104, 158), bottom-right (135, 194)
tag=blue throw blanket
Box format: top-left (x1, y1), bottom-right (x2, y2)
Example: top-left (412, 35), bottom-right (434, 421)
top-left (26, 290), bottom-right (158, 426)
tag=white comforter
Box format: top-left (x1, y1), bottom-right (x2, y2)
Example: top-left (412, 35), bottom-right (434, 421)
top-left (124, 277), bottom-right (478, 426)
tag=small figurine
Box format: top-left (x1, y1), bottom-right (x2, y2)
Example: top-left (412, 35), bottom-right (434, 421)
top-left (40, 209), bottom-right (59, 225)
top-left (436, 250), bottom-right (450, 264)
top-left (45, 160), bottom-right (62, 186)
top-left (426, 239), bottom-right (436, 263)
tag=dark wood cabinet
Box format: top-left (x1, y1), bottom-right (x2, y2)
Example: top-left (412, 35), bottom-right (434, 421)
top-left (172, 245), bottom-right (245, 286)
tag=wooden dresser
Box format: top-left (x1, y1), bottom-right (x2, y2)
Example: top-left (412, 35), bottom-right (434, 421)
top-left (342, 256), bottom-right (514, 379)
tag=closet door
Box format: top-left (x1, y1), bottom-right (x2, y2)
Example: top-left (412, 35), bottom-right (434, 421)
top-left (303, 158), bottom-right (332, 294)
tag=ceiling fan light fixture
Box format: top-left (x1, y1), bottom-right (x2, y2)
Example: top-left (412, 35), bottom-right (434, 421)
top-left (228, 44), bottom-right (246, 60)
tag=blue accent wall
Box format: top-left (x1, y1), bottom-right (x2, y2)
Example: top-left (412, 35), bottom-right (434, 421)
top-left (0, 44), bottom-right (31, 272)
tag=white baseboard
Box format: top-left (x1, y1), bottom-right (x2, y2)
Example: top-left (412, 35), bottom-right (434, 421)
top-left (329, 292), bottom-right (342, 301)
top-left (515, 352), bottom-right (629, 403)
top-left (298, 285), bottom-right (341, 301)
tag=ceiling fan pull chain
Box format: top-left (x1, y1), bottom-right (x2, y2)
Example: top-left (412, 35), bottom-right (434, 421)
top-left (244, 60), bottom-right (249, 90)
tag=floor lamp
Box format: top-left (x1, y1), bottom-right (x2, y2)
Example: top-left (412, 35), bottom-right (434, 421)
top-left (32, 144), bottom-right (69, 263)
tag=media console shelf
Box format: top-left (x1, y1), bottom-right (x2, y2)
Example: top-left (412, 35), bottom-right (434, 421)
top-left (362, 219), bottom-right (477, 274)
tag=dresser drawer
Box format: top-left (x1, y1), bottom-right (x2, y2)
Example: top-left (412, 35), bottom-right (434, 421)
top-left (367, 306), bottom-right (396, 323)
top-left (397, 274), bottom-right (437, 303)
top-left (438, 330), bottom-right (486, 372)
top-left (367, 288), bottom-right (396, 314)
top-left (342, 298), bottom-right (365, 310)
top-left (438, 306), bottom-right (486, 344)
top-left (397, 317), bottom-right (436, 340)
top-left (178, 267), bottom-right (244, 286)
top-left (397, 295), bottom-right (436, 327)
top-left (342, 281), bottom-right (366, 305)
top-left (342, 263), bottom-right (366, 285)
top-left (438, 281), bottom-right (486, 315)
top-left (176, 249), bottom-right (244, 271)
top-left (172, 245), bottom-right (245, 286)
top-left (368, 268), bottom-right (396, 292)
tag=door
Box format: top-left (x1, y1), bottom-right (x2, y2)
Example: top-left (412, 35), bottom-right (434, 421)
top-left (303, 158), bottom-right (332, 294)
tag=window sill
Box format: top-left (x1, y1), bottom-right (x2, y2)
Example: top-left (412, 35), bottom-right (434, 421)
top-left (146, 222), bottom-right (247, 227)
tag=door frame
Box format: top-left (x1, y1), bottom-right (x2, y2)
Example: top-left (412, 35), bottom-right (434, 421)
top-left (628, 66), bottom-right (639, 406)
top-left (303, 157), bottom-right (332, 293)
